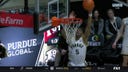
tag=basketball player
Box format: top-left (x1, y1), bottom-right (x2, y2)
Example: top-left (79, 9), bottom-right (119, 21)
top-left (37, 28), bottom-right (61, 66)
top-left (61, 10), bottom-right (93, 66)
top-left (112, 17), bottom-right (128, 67)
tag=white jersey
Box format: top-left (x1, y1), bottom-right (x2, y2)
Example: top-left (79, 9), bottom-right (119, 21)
top-left (68, 37), bottom-right (87, 66)
top-left (122, 17), bottom-right (128, 55)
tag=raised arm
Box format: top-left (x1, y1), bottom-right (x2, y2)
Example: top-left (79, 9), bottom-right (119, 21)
top-left (83, 12), bottom-right (93, 45)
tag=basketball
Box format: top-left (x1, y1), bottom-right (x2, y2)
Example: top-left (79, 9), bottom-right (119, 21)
top-left (83, 0), bottom-right (95, 12)
top-left (51, 16), bottom-right (60, 27)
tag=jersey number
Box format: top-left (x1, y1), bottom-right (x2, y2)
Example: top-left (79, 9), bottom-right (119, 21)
top-left (45, 50), bottom-right (57, 62)
top-left (75, 49), bottom-right (79, 55)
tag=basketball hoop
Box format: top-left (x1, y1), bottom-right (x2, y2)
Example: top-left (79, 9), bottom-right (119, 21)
top-left (52, 17), bottom-right (83, 44)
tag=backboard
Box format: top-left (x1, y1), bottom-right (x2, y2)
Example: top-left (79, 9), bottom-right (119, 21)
top-left (34, 0), bottom-right (69, 34)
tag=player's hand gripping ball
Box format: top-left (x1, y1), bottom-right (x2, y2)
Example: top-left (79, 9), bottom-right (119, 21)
top-left (83, 0), bottom-right (95, 12)
top-left (51, 16), bottom-right (60, 27)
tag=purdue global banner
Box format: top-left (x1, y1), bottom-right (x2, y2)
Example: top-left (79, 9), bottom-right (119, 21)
top-left (0, 27), bottom-right (43, 66)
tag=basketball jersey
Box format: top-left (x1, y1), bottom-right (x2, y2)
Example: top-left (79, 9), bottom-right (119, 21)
top-left (123, 18), bottom-right (128, 43)
top-left (123, 17), bottom-right (128, 40)
top-left (44, 29), bottom-right (57, 43)
top-left (43, 26), bottom-right (60, 43)
top-left (68, 37), bottom-right (87, 66)
top-left (122, 17), bottom-right (128, 55)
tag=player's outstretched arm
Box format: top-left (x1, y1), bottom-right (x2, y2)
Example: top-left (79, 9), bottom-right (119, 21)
top-left (83, 12), bottom-right (92, 45)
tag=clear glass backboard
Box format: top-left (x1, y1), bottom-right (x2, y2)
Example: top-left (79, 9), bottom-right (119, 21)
top-left (35, 0), bottom-right (69, 33)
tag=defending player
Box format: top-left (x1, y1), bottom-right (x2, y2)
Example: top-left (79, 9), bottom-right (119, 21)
top-left (112, 17), bottom-right (128, 67)
top-left (37, 27), bottom-right (61, 66)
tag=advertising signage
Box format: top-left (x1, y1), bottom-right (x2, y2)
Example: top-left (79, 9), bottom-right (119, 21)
top-left (0, 12), bottom-right (33, 28)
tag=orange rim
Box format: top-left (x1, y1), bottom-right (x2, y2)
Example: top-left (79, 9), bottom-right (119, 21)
top-left (52, 17), bottom-right (83, 26)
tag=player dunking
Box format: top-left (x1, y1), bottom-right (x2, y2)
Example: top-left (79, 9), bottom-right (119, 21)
top-left (60, 10), bottom-right (93, 66)
top-left (55, 0), bottom-right (94, 67)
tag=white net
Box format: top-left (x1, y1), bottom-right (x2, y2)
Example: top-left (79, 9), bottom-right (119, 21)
top-left (61, 18), bottom-right (82, 45)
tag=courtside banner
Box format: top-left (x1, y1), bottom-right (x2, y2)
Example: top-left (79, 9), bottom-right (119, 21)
top-left (0, 12), bottom-right (33, 28)
top-left (0, 27), bottom-right (43, 66)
